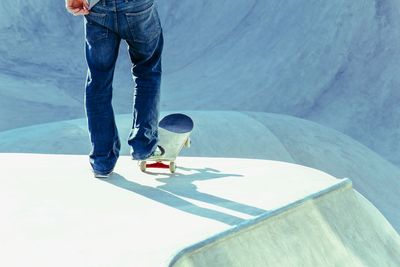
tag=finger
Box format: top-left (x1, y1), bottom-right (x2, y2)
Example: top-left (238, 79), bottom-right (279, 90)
top-left (66, 4), bottom-right (78, 10)
top-left (74, 9), bottom-right (89, 16)
top-left (82, 7), bottom-right (90, 14)
top-left (69, 7), bottom-right (81, 13)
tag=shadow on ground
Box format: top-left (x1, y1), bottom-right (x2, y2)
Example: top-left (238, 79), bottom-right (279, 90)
top-left (102, 166), bottom-right (267, 226)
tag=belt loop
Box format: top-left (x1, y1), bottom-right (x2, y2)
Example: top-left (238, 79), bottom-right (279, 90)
top-left (102, 0), bottom-right (106, 6)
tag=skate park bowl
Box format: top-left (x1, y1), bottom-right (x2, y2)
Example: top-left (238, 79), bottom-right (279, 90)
top-left (0, 0), bottom-right (400, 167)
top-left (1, 0), bottom-right (400, 265)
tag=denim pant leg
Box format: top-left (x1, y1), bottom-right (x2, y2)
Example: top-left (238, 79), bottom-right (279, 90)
top-left (126, 29), bottom-right (164, 160)
top-left (84, 19), bottom-right (121, 173)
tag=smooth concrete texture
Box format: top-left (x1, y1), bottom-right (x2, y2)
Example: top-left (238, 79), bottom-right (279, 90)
top-left (1, 153), bottom-right (353, 267)
top-left (0, 0), bottom-right (400, 168)
top-left (1, 111), bottom-right (399, 232)
top-left (170, 180), bottom-right (400, 267)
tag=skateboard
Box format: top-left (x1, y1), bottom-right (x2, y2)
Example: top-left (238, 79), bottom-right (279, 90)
top-left (139, 113), bottom-right (194, 173)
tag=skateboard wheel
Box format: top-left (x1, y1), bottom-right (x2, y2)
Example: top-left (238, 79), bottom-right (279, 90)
top-left (184, 138), bottom-right (191, 148)
top-left (139, 161), bottom-right (147, 172)
top-left (169, 162), bottom-right (176, 173)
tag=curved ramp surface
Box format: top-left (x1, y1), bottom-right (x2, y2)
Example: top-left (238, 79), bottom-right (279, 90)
top-left (0, 153), bottom-right (379, 267)
top-left (0, 0), bottom-right (400, 168)
top-left (170, 180), bottom-right (400, 267)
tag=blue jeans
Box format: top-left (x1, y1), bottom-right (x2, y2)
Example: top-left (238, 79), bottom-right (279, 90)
top-left (84, 0), bottom-right (163, 174)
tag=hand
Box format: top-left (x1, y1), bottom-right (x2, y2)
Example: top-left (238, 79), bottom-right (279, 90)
top-left (66, 0), bottom-right (90, 16)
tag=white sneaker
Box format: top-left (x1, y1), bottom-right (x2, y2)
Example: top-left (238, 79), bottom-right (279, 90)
top-left (147, 145), bottom-right (165, 160)
top-left (92, 169), bottom-right (113, 178)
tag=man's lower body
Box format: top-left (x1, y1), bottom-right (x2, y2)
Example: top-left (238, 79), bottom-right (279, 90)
top-left (84, 0), bottom-right (163, 176)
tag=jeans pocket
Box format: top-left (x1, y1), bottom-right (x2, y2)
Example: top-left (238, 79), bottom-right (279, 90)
top-left (125, 2), bottom-right (161, 43)
top-left (85, 12), bottom-right (108, 43)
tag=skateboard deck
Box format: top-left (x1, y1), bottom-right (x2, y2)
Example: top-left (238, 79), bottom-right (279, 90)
top-left (139, 113), bottom-right (194, 173)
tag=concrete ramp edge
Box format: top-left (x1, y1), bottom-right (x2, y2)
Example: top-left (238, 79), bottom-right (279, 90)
top-left (168, 178), bottom-right (400, 267)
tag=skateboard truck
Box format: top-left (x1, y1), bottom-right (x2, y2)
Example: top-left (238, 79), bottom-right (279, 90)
top-left (139, 161), bottom-right (177, 173)
top-left (138, 138), bottom-right (191, 174)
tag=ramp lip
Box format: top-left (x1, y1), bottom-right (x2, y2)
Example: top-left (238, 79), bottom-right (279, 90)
top-left (168, 178), bottom-right (352, 267)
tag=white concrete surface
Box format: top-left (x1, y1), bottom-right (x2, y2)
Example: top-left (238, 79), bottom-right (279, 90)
top-left (1, 111), bottom-right (399, 232)
top-left (1, 153), bottom-right (346, 267)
